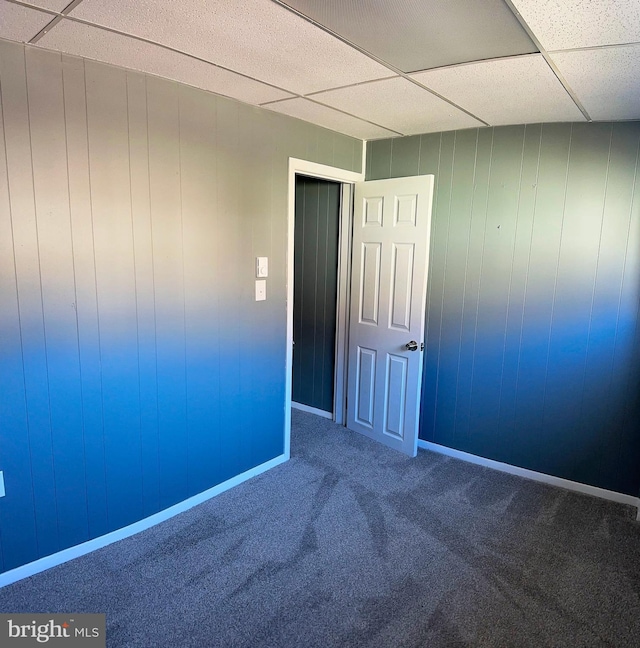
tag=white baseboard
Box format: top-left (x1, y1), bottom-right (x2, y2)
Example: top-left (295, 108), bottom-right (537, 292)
top-left (0, 453), bottom-right (288, 588)
top-left (291, 402), bottom-right (333, 420)
top-left (418, 440), bottom-right (640, 513)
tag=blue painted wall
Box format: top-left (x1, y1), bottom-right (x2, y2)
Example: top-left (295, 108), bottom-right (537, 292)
top-left (367, 122), bottom-right (640, 497)
top-left (0, 40), bottom-right (361, 574)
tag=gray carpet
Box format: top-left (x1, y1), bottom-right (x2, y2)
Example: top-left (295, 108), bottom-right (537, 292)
top-left (1, 409), bottom-right (639, 647)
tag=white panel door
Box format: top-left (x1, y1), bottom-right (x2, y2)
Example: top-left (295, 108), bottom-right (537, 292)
top-left (346, 175), bottom-right (434, 456)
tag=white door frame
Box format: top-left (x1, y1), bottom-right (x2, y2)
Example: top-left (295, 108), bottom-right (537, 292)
top-left (333, 182), bottom-right (354, 426)
top-left (285, 157), bottom-right (364, 459)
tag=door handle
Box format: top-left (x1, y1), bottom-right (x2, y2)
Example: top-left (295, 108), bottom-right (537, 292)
top-left (405, 340), bottom-right (423, 352)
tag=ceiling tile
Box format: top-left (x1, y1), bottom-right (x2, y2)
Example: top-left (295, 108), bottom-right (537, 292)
top-left (263, 97), bottom-right (398, 140)
top-left (412, 54), bottom-right (585, 126)
top-left (311, 77), bottom-right (484, 136)
top-left (38, 19), bottom-right (294, 105)
top-left (550, 45), bottom-right (640, 120)
top-left (18, 0), bottom-right (71, 11)
top-left (67, 0), bottom-right (392, 95)
top-left (280, 0), bottom-right (537, 72)
top-left (510, 0), bottom-right (640, 50)
top-left (0, 1), bottom-right (52, 42)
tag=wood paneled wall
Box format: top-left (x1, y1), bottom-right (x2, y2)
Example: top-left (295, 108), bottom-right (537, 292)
top-left (292, 176), bottom-right (341, 413)
top-left (0, 39), bottom-right (361, 573)
top-left (367, 122), bottom-right (640, 496)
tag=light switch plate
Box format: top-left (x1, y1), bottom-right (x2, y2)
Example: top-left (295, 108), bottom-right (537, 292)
top-left (255, 279), bottom-right (267, 301)
top-left (256, 257), bottom-right (268, 278)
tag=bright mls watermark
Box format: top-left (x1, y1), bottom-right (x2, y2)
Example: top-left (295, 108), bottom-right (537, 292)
top-left (0, 614), bottom-right (105, 647)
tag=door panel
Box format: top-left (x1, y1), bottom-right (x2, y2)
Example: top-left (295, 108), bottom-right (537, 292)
top-left (360, 242), bottom-right (381, 325)
top-left (346, 175), bottom-right (434, 456)
top-left (355, 346), bottom-right (376, 427)
top-left (389, 243), bottom-right (415, 330)
top-left (384, 353), bottom-right (408, 437)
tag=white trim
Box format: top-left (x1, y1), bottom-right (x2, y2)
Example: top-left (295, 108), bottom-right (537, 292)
top-left (418, 440), bottom-right (640, 510)
top-left (362, 140), bottom-right (367, 179)
top-left (289, 159), bottom-right (363, 185)
top-left (291, 402), bottom-right (333, 419)
top-left (0, 454), bottom-right (287, 588)
top-left (286, 158), bottom-right (364, 458)
top-left (333, 183), bottom-right (353, 426)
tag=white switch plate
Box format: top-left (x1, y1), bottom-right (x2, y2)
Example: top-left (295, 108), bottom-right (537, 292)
top-left (256, 256), bottom-right (268, 278)
top-left (0, 471), bottom-right (5, 498)
top-left (255, 279), bottom-right (266, 301)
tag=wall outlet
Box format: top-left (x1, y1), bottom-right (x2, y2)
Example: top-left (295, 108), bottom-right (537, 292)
top-left (0, 471), bottom-right (5, 498)
top-left (255, 279), bottom-right (266, 301)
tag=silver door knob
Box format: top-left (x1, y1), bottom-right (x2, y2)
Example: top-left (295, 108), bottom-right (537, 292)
top-left (405, 341), bottom-right (418, 351)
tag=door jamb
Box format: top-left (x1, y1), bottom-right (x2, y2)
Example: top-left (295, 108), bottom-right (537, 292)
top-left (333, 182), bottom-right (353, 426)
top-left (285, 158), bottom-right (364, 460)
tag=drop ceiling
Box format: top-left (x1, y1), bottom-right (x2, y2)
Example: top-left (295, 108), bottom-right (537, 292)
top-left (1, 0), bottom-right (638, 140)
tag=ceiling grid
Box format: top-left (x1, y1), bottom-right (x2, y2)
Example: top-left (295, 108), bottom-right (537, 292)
top-left (0, 0), bottom-right (637, 139)
top-left (28, 0), bottom-right (86, 44)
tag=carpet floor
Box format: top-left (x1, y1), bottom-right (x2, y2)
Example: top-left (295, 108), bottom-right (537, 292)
top-left (1, 409), bottom-right (639, 647)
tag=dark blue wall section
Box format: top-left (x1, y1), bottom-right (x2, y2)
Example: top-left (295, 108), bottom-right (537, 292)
top-left (293, 176), bottom-right (341, 413)
top-left (367, 122), bottom-right (640, 497)
top-left (0, 40), bottom-right (362, 575)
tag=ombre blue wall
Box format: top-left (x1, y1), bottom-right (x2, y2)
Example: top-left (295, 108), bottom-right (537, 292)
top-left (0, 40), bottom-right (361, 574)
top-left (367, 122), bottom-right (640, 497)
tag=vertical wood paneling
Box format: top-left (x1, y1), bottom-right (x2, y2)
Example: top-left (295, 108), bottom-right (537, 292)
top-left (418, 133), bottom-right (442, 177)
top-left (0, 37), bottom-right (377, 575)
top-left (497, 124), bottom-right (542, 464)
top-left (305, 126), bottom-right (319, 165)
top-left (587, 123), bottom-right (640, 491)
top-left (369, 139), bottom-right (392, 180)
top-left (334, 134), bottom-right (356, 173)
top-left (179, 85), bottom-right (220, 495)
top-left (543, 123), bottom-right (612, 480)
top-left (417, 132), bottom-right (442, 442)
top-left (435, 128), bottom-right (477, 447)
top-left (453, 127), bottom-right (493, 448)
top-left (322, 182), bottom-right (340, 410)
top-left (368, 121), bottom-right (640, 496)
top-left (468, 126), bottom-right (525, 459)
top-left (0, 41), bottom-right (59, 560)
top-left (239, 109), bottom-right (270, 473)
top-left (292, 176), bottom-right (340, 413)
top-left (146, 76), bottom-right (187, 510)
top-left (612, 129), bottom-right (640, 495)
top-left (317, 129), bottom-right (334, 166)
top-left (85, 60), bottom-right (143, 530)
top-left (61, 54), bottom-right (108, 539)
top-left (127, 72), bottom-right (160, 517)
top-left (421, 131), bottom-right (454, 442)
top-left (514, 123), bottom-right (572, 472)
top-left (25, 47), bottom-right (88, 549)
top-left (315, 182), bottom-right (330, 410)
top-left (0, 47), bottom-right (37, 571)
top-left (245, 110), bottom-right (282, 468)
top-left (293, 179), bottom-right (305, 400)
top-left (298, 179), bottom-right (319, 406)
top-left (390, 135), bottom-right (421, 178)
top-left (215, 98), bottom-right (243, 483)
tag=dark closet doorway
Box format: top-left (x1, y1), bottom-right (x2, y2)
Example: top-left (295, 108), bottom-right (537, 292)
top-left (292, 175), bottom-right (341, 417)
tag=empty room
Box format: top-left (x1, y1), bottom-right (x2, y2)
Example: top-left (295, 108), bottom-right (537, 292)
top-left (0, 0), bottom-right (639, 645)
